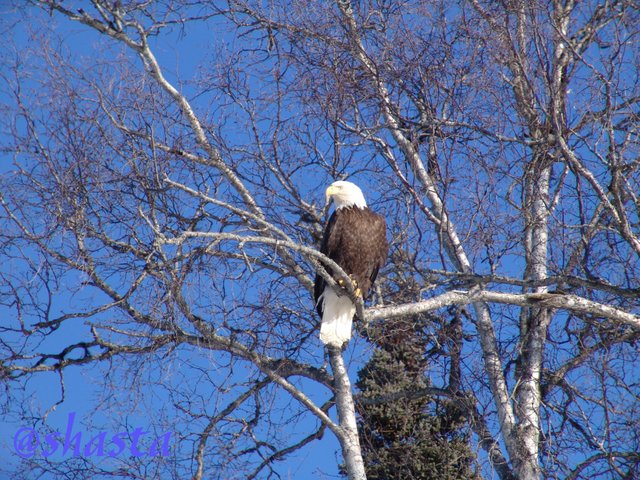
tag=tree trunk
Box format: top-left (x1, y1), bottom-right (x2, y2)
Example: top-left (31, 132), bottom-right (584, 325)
top-left (328, 346), bottom-right (367, 480)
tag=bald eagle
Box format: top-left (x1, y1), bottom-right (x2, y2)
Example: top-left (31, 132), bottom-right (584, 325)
top-left (314, 181), bottom-right (388, 347)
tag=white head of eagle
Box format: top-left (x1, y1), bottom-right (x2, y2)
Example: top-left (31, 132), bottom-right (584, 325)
top-left (314, 180), bottom-right (388, 348)
top-left (324, 180), bottom-right (367, 210)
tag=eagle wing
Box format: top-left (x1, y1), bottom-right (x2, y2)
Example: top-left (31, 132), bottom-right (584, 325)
top-left (314, 208), bottom-right (387, 318)
top-left (354, 211), bottom-right (387, 296)
top-left (314, 211), bottom-right (340, 316)
top-left (366, 213), bottom-right (387, 290)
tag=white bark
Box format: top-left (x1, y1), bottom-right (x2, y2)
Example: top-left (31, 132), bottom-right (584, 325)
top-left (516, 163), bottom-right (550, 480)
top-left (367, 290), bottom-right (640, 330)
top-left (328, 346), bottom-right (367, 480)
top-left (334, 0), bottom-right (518, 470)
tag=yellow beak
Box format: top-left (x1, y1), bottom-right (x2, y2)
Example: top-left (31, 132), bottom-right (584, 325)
top-left (325, 185), bottom-right (338, 205)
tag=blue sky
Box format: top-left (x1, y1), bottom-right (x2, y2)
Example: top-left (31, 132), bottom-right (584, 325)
top-left (2, 2), bottom-right (638, 479)
top-left (0, 5), bottom-right (356, 479)
top-left (0, 4), bottom-right (565, 478)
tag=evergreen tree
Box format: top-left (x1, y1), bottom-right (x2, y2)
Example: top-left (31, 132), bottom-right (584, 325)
top-left (353, 315), bottom-right (480, 480)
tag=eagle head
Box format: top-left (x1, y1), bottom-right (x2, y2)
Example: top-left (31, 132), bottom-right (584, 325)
top-left (325, 181), bottom-right (368, 210)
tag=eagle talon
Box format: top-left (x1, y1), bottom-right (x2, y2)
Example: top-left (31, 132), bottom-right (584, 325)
top-left (338, 275), bottom-right (360, 297)
top-left (348, 276), bottom-right (360, 297)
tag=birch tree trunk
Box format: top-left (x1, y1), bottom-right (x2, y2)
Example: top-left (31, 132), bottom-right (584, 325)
top-left (328, 346), bottom-right (367, 480)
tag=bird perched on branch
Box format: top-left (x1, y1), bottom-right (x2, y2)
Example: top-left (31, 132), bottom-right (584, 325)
top-left (314, 181), bottom-right (388, 347)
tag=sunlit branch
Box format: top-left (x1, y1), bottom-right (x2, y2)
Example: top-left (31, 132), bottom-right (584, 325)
top-left (368, 289), bottom-right (640, 330)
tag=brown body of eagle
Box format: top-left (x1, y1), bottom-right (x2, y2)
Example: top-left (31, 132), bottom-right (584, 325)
top-left (314, 206), bottom-right (388, 318)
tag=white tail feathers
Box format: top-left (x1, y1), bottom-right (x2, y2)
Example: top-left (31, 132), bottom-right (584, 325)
top-left (318, 287), bottom-right (356, 347)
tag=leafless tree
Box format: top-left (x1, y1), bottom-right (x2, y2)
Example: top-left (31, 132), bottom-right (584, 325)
top-left (1, 1), bottom-right (638, 479)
